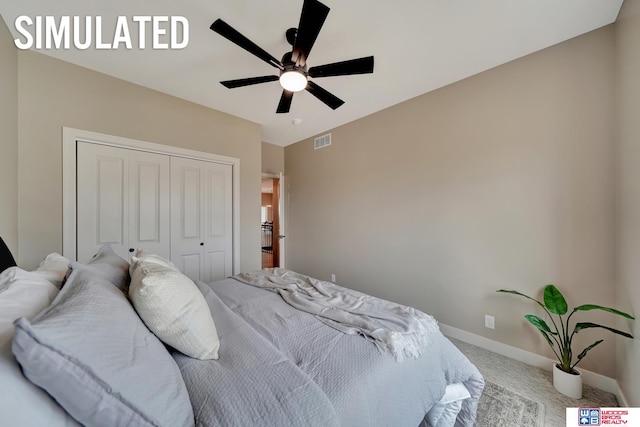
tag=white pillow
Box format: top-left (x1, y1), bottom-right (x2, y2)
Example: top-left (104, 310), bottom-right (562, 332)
top-left (0, 267), bottom-right (59, 347)
top-left (129, 254), bottom-right (219, 360)
top-left (0, 264), bottom-right (73, 426)
top-left (32, 253), bottom-right (70, 289)
top-left (133, 249), bottom-right (178, 271)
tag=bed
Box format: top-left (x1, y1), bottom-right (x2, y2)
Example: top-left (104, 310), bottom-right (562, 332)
top-left (0, 241), bottom-right (484, 427)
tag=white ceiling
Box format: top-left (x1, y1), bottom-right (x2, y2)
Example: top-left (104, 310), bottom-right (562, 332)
top-left (0, 0), bottom-right (623, 146)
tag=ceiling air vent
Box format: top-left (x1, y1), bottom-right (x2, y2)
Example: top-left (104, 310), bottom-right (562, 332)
top-left (314, 133), bottom-right (332, 150)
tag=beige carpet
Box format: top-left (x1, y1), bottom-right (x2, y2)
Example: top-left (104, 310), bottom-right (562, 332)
top-left (449, 338), bottom-right (618, 427)
top-left (475, 381), bottom-right (544, 427)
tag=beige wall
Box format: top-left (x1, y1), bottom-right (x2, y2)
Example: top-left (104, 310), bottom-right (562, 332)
top-left (616, 0), bottom-right (640, 406)
top-left (261, 141), bottom-right (285, 175)
top-left (286, 27), bottom-right (618, 377)
top-left (16, 50), bottom-right (262, 272)
top-left (0, 18), bottom-right (18, 253)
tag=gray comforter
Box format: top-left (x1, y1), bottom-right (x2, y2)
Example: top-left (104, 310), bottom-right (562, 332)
top-left (233, 268), bottom-right (440, 363)
top-left (173, 278), bottom-right (484, 427)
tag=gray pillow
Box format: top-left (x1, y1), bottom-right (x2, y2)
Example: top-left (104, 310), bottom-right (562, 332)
top-left (69, 244), bottom-right (129, 291)
top-left (12, 266), bottom-right (194, 427)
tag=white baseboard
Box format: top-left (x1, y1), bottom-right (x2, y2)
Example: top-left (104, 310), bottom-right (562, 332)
top-left (439, 323), bottom-right (627, 406)
top-left (616, 387), bottom-right (631, 408)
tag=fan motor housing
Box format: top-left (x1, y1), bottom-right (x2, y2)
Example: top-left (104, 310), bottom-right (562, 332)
top-left (281, 51), bottom-right (308, 75)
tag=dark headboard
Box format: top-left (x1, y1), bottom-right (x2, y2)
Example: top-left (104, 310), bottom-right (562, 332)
top-left (0, 237), bottom-right (17, 272)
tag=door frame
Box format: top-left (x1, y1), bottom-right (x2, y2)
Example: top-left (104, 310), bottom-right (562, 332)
top-left (62, 127), bottom-right (241, 274)
top-left (261, 172), bottom-right (285, 268)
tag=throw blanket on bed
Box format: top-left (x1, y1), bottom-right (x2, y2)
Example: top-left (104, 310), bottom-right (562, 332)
top-left (232, 268), bottom-right (439, 362)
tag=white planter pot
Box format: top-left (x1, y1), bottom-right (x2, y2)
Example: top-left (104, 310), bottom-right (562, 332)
top-left (553, 363), bottom-right (582, 399)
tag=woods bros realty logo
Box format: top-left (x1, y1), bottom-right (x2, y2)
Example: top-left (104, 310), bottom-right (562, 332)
top-left (13, 15), bottom-right (189, 50)
top-left (567, 407), bottom-right (640, 426)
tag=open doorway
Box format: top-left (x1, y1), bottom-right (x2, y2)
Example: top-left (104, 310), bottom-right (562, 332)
top-left (261, 175), bottom-right (283, 268)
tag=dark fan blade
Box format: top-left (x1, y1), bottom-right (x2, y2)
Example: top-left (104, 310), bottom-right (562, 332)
top-left (276, 90), bottom-right (294, 114)
top-left (221, 75), bottom-right (279, 89)
top-left (308, 56), bottom-right (374, 78)
top-left (306, 81), bottom-right (344, 110)
top-left (291, 0), bottom-right (330, 66)
top-left (211, 19), bottom-right (283, 70)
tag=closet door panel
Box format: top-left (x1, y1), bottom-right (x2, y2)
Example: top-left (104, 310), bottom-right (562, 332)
top-left (77, 143), bottom-right (129, 261)
top-left (207, 170), bottom-right (226, 237)
top-left (205, 251), bottom-right (227, 283)
top-left (178, 252), bottom-right (202, 282)
top-left (128, 150), bottom-right (171, 259)
top-left (97, 159), bottom-right (126, 243)
top-left (171, 157), bottom-right (233, 283)
top-left (171, 157), bottom-right (204, 281)
top-left (202, 163), bottom-right (233, 282)
top-left (181, 168), bottom-right (202, 239)
top-left (136, 165), bottom-right (160, 240)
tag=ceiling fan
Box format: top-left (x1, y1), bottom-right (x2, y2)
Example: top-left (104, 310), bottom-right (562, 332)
top-left (210, 0), bottom-right (374, 114)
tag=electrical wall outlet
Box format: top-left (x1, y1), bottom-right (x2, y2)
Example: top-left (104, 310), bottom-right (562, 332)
top-left (484, 314), bottom-right (495, 329)
top-left (331, 273), bottom-right (336, 283)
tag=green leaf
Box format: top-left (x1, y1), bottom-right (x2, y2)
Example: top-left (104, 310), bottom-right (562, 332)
top-left (497, 289), bottom-right (542, 305)
top-left (497, 289), bottom-right (549, 313)
top-left (539, 330), bottom-right (556, 349)
top-left (543, 285), bottom-right (567, 315)
top-left (574, 322), bottom-right (634, 339)
top-left (574, 304), bottom-right (635, 320)
top-left (573, 340), bottom-right (604, 369)
top-left (525, 314), bottom-right (557, 334)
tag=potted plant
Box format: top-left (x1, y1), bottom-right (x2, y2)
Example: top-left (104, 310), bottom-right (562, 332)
top-left (497, 284), bottom-right (635, 398)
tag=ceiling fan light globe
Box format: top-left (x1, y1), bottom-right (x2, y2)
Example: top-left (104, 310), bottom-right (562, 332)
top-left (280, 71), bottom-right (307, 92)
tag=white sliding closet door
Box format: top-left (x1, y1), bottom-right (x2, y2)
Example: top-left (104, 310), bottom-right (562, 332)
top-left (76, 142), bottom-right (170, 262)
top-left (170, 156), bottom-right (233, 283)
